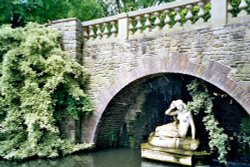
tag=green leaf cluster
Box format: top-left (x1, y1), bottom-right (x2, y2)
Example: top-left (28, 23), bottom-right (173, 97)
top-left (0, 23), bottom-right (92, 160)
top-left (187, 80), bottom-right (229, 165)
top-left (0, 0), bottom-right (105, 27)
top-left (237, 117), bottom-right (250, 155)
top-left (230, 0), bottom-right (250, 17)
top-left (98, 0), bottom-right (174, 15)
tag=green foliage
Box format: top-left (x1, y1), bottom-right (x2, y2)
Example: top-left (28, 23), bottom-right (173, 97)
top-left (0, 0), bottom-right (68, 27)
top-left (231, 0), bottom-right (250, 16)
top-left (0, 0), bottom-right (105, 27)
top-left (67, 0), bottom-right (105, 22)
top-left (237, 117), bottom-right (250, 155)
top-left (121, 0), bottom-right (175, 12)
top-left (98, 0), bottom-right (174, 15)
top-left (128, 135), bottom-right (137, 148)
top-left (187, 80), bottom-right (229, 165)
top-left (0, 23), bottom-right (92, 160)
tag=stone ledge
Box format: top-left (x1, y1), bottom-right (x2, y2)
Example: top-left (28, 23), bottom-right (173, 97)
top-left (49, 18), bottom-right (80, 24)
top-left (141, 143), bottom-right (211, 166)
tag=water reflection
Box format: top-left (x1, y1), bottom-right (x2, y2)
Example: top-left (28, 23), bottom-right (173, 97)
top-left (0, 148), bottom-right (249, 167)
top-left (0, 149), bottom-right (138, 167)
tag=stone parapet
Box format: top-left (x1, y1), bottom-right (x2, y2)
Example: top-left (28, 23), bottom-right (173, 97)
top-left (81, 0), bottom-right (250, 42)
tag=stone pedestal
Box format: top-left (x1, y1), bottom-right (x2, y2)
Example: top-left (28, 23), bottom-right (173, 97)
top-left (148, 133), bottom-right (199, 151)
top-left (141, 143), bottom-right (210, 166)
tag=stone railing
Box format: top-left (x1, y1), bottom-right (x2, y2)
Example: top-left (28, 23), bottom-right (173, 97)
top-left (82, 0), bottom-right (250, 41)
top-left (127, 0), bottom-right (208, 35)
top-left (82, 14), bottom-right (123, 41)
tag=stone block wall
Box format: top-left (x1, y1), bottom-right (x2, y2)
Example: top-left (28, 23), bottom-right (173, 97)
top-left (83, 21), bottom-right (250, 111)
top-left (49, 18), bottom-right (83, 63)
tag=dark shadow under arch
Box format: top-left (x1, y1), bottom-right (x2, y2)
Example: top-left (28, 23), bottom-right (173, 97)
top-left (95, 73), bottom-right (246, 150)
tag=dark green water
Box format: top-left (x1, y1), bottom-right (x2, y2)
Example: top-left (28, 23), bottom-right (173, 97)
top-left (0, 148), bottom-right (249, 167)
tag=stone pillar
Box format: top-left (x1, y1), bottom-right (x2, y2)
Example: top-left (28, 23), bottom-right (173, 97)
top-left (49, 18), bottom-right (83, 64)
top-left (48, 18), bottom-right (83, 143)
top-left (211, 0), bottom-right (227, 27)
top-left (118, 13), bottom-right (129, 40)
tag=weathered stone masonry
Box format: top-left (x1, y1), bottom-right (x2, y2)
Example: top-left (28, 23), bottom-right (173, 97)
top-left (49, 0), bottom-right (250, 145)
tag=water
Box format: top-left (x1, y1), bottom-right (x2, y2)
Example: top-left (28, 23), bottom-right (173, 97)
top-left (0, 148), bottom-right (249, 167)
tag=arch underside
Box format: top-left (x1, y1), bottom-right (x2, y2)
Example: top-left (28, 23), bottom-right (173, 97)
top-left (83, 54), bottom-right (250, 144)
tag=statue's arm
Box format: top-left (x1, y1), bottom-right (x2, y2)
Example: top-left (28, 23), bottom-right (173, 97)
top-left (189, 114), bottom-right (196, 139)
top-left (165, 104), bottom-right (177, 116)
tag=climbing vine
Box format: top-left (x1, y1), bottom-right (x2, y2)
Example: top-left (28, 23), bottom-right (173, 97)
top-left (187, 80), bottom-right (229, 165)
top-left (237, 117), bottom-right (250, 156)
top-left (0, 23), bottom-right (92, 160)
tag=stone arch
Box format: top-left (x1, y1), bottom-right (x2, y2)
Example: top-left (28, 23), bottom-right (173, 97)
top-left (83, 53), bottom-right (250, 144)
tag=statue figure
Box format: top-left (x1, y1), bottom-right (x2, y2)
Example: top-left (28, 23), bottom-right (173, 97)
top-left (148, 99), bottom-right (199, 151)
top-left (155, 99), bottom-right (195, 139)
top-left (141, 100), bottom-right (210, 166)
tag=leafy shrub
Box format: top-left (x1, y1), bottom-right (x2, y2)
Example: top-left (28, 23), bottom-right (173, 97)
top-left (0, 23), bottom-right (92, 160)
top-left (237, 117), bottom-right (250, 155)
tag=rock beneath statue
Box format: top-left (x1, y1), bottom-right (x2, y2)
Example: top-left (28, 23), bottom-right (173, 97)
top-left (141, 143), bottom-right (211, 166)
top-left (148, 132), bottom-right (199, 151)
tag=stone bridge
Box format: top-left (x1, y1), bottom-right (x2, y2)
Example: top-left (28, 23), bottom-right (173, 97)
top-left (49, 0), bottom-right (250, 147)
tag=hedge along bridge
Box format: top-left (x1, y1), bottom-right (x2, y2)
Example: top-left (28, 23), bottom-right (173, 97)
top-left (49, 0), bottom-right (250, 146)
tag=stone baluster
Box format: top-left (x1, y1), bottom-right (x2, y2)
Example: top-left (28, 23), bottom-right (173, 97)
top-left (110, 21), bottom-right (117, 37)
top-left (174, 7), bottom-right (182, 28)
top-left (135, 16), bottom-right (142, 34)
top-left (96, 24), bottom-right (102, 39)
top-left (89, 25), bottom-right (95, 40)
top-left (163, 9), bottom-right (171, 30)
top-left (153, 12), bottom-right (161, 31)
top-left (197, 2), bottom-right (205, 23)
top-left (83, 27), bottom-right (89, 41)
top-left (238, 0), bottom-right (248, 17)
top-left (103, 23), bottom-right (109, 38)
top-left (144, 13), bottom-right (151, 32)
top-left (185, 4), bottom-right (193, 26)
top-left (129, 18), bottom-right (134, 35)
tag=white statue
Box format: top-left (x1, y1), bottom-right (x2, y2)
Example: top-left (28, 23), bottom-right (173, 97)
top-left (155, 99), bottom-right (196, 139)
top-left (149, 99), bottom-right (199, 151)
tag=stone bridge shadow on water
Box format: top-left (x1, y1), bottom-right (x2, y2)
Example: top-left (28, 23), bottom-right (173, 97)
top-left (96, 73), bottom-right (249, 163)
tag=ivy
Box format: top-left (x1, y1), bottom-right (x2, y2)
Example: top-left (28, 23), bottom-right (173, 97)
top-left (187, 80), bottom-right (229, 165)
top-left (0, 23), bottom-right (92, 160)
top-left (237, 117), bottom-right (250, 155)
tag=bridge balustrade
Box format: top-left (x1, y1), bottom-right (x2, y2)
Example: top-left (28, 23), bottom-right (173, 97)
top-left (81, 0), bottom-right (250, 42)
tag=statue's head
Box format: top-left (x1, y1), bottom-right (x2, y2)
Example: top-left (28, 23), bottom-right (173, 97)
top-left (171, 99), bottom-right (186, 111)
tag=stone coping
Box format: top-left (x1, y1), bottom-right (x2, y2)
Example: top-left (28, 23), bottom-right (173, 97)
top-left (49, 18), bottom-right (79, 24)
top-left (128, 0), bottom-right (200, 17)
top-left (82, 13), bottom-right (127, 27)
